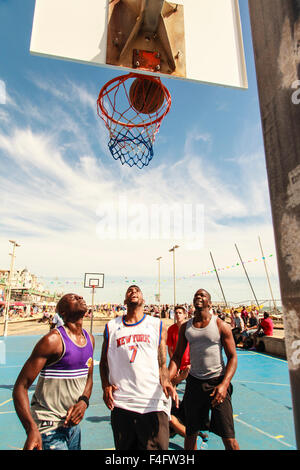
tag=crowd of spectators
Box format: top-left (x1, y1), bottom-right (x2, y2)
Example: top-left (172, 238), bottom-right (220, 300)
top-left (0, 300), bottom-right (277, 349)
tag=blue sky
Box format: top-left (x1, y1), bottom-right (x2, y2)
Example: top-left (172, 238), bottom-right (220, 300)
top-left (0, 0), bottom-right (281, 306)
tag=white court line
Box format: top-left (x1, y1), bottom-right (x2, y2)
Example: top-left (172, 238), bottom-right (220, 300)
top-left (0, 398), bottom-right (13, 407)
top-left (0, 391), bottom-right (33, 410)
top-left (233, 380), bottom-right (289, 387)
top-left (236, 351), bottom-right (287, 364)
top-left (233, 416), bottom-right (296, 449)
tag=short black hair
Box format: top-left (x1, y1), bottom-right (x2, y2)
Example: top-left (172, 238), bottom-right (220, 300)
top-left (126, 285), bottom-right (141, 292)
top-left (174, 305), bottom-right (186, 314)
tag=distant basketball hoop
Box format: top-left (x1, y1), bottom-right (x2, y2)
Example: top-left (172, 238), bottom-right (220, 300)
top-left (84, 273), bottom-right (104, 334)
top-left (97, 73), bottom-right (171, 169)
top-left (84, 273), bottom-right (104, 289)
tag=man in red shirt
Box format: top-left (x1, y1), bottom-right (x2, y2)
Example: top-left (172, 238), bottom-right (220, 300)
top-left (241, 306), bottom-right (249, 327)
top-left (252, 312), bottom-right (274, 349)
top-left (167, 306), bottom-right (190, 372)
top-left (167, 306), bottom-right (190, 438)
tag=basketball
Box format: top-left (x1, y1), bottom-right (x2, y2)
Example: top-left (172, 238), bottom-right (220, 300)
top-left (129, 77), bottom-right (165, 114)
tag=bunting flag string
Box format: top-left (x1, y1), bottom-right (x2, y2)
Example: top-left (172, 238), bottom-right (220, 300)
top-left (177, 254), bottom-right (274, 281)
top-left (32, 254), bottom-right (274, 288)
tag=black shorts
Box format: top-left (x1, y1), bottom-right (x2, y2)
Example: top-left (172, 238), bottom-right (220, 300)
top-left (171, 397), bottom-right (185, 423)
top-left (184, 374), bottom-right (235, 439)
top-left (111, 407), bottom-right (169, 450)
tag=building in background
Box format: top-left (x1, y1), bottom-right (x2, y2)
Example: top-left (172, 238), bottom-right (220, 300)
top-left (0, 267), bottom-right (60, 305)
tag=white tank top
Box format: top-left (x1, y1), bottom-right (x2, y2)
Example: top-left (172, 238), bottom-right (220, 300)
top-left (105, 314), bottom-right (170, 415)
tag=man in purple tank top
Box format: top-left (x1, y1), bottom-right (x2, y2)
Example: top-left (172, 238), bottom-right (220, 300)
top-left (13, 293), bottom-right (94, 450)
top-left (169, 288), bottom-right (239, 451)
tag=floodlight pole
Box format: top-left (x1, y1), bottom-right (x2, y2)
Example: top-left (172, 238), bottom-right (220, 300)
top-left (169, 245), bottom-right (179, 313)
top-left (3, 240), bottom-right (20, 337)
top-left (156, 257), bottom-right (162, 317)
top-left (248, 0), bottom-right (300, 448)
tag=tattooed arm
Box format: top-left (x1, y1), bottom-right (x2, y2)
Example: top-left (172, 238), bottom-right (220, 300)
top-left (100, 324), bottom-right (118, 410)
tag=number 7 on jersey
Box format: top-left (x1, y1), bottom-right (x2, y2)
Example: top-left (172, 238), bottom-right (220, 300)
top-left (129, 345), bottom-right (138, 363)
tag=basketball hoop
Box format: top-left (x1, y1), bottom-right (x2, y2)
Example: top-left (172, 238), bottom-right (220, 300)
top-left (97, 73), bottom-right (171, 169)
top-left (84, 273), bottom-right (104, 334)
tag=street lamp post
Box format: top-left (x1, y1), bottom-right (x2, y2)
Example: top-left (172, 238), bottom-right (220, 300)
top-left (169, 245), bottom-right (179, 311)
top-left (3, 240), bottom-right (21, 337)
top-left (156, 257), bottom-right (162, 316)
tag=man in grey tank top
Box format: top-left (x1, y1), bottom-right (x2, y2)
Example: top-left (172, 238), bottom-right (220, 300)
top-left (169, 289), bottom-right (239, 450)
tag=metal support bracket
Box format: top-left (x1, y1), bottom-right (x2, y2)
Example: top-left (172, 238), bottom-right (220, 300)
top-left (106, 0), bottom-right (186, 78)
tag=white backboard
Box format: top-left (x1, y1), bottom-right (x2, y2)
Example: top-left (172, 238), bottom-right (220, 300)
top-left (30, 0), bottom-right (248, 89)
top-left (84, 273), bottom-right (105, 289)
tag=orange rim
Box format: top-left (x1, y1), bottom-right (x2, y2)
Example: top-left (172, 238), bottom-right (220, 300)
top-left (97, 73), bottom-right (171, 128)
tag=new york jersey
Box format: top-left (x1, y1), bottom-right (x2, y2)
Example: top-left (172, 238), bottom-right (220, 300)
top-left (105, 314), bottom-right (170, 415)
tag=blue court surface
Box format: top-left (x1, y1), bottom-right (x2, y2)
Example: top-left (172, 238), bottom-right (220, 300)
top-left (0, 334), bottom-right (297, 451)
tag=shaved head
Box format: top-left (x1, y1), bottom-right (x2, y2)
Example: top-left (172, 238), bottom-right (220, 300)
top-left (194, 289), bottom-right (211, 300)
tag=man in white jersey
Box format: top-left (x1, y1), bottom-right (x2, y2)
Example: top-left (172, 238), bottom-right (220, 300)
top-left (100, 285), bottom-right (177, 450)
top-left (169, 288), bottom-right (239, 450)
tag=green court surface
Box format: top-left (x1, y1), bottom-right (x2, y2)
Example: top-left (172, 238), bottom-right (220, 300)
top-left (0, 334), bottom-right (296, 451)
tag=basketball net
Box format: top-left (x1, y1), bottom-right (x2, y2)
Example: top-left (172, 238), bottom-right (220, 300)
top-left (97, 73), bottom-right (171, 169)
